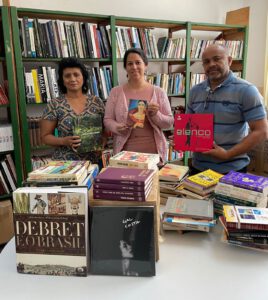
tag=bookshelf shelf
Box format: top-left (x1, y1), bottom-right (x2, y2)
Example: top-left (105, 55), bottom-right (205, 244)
top-left (0, 6), bottom-right (24, 199)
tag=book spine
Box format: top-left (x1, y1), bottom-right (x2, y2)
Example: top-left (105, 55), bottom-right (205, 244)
top-left (93, 191), bottom-right (145, 201)
top-left (109, 160), bottom-right (147, 169)
top-left (93, 189), bottom-right (146, 197)
top-left (94, 178), bottom-right (145, 186)
top-left (93, 182), bottom-right (146, 191)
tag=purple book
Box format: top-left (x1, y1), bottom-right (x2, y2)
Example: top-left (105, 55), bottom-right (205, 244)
top-left (93, 181), bottom-right (153, 192)
top-left (220, 171), bottom-right (268, 193)
top-left (93, 191), bottom-right (146, 201)
top-left (94, 167), bottom-right (155, 186)
top-left (93, 188), bottom-right (150, 197)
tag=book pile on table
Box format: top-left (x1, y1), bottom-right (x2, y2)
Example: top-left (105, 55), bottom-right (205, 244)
top-left (162, 197), bottom-right (215, 232)
top-left (180, 169), bottom-right (223, 199)
top-left (108, 150), bottom-right (160, 170)
top-left (93, 167), bottom-right (155, 201)
top-left (26, 160), bottom-right (99, 188)
top-left (220, 205), bottom-right (268, 252)
top-left (158, 163), bottom-right (189, 204)
top-left (214, 171), bottom-right (268, 215)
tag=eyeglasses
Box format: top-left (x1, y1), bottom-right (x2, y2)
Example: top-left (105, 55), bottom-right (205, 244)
top-left (204, 89), bottom-right (212, 110)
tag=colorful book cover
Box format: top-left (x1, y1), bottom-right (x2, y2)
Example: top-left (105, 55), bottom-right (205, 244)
top-left (219, 171), bottom-right (268, 193)
top-left (109, 151), bottom-right (159, 169)
top-left (185, 169), bottom-right (223, 188)
top-left (73, 114), bottom-right (103, 153)
top-left (158, 163), bottom-right (189, 182)
top-left (94, 167), bottom-right (155, 186)
top-left (13, 186), bottom-right (88, 276)
top-left (173, 113), bottom-right (213, 152)
top-left (90, 206), bottom-right (155, 276)
top-left (127, 99), bottom-right (148, 129)
top-left (223, 205), bottom-right (268, 230)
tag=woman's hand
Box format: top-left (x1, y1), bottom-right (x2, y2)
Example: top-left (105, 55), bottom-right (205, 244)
top-left (62, 135), bottom-right (81, 151)
top-left (147, 103), bottom-right (159, 117)
top-left (116, 123), bottom-right (130, 135)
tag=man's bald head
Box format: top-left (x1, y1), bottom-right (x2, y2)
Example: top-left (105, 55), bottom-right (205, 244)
top-left (201, 43), bottom-right (232, 88)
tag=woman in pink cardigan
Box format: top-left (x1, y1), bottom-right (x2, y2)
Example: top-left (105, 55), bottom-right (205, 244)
top-left (104, 48), bottom-right (174, 163)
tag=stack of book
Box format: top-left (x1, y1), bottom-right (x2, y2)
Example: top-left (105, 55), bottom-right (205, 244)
top-left (181, 169), bottom-right (223, 199)
top-left (220, 205), bottom-right (268, 252)
top-left (162, 197), bottom-right (215, 232)
top-left (214, 171), bottom-right (268, 215)
top-left (26, 161), bottom-right (99, 188)
top-left (158, 163), bottom-right (189, 204)
top-left (108, 151), bottom-right (160, 170)
top-left (93, 167), bottom-right (155, 201)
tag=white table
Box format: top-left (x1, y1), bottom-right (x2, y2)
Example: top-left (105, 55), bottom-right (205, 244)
top-left (1, 225), bottom-right (268, 300)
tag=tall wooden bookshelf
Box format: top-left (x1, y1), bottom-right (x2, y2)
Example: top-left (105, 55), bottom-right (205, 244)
top-left (9, 7), bottom-right (248, 173)
top-left (0, 6), bottom-right (23, 199)
top-left (10, 7), bottom-right (114, 176)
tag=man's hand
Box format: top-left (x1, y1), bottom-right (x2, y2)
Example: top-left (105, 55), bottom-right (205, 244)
top-left (203, 142), bottom-right (230, 160)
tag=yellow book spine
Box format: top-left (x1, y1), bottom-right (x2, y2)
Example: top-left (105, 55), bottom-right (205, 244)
top-left (31, 69), bottom-right (42, 103)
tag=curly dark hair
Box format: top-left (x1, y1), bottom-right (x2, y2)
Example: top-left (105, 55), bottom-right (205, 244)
top-left (123, 48), bottom-right (148, 68)
top-left (57, 57), bottom-right (89, 94)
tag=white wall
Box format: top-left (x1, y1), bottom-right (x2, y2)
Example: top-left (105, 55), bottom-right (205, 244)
top-left (1, 0), bottom-right (267, 88)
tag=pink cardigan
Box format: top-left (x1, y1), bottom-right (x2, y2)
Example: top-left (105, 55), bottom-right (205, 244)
top-left (104, 85), bottom-right (174, 162)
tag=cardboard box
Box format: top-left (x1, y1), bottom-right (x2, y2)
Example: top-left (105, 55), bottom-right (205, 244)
top-left (0, 200), bottom-right (14, 244)
top-left (248, 140), bottom-right (268, 176)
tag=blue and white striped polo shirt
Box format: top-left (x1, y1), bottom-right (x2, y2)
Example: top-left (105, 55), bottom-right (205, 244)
top-left (187, 71), bottom-right (266, 173)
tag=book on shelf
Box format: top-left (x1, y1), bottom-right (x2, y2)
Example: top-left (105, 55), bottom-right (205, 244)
top-left (93, 181), bottom-right (152, 192)
top-left (163, 197), bottom-right (214, 221)
top-left (13, 186), bottom-right (88, 276)
top-left (73, 114), bottom-right (103, 154)
top-left (223, 205), bottom-right (268, 230)
top-left (184, 169), bottom-right (224, 188)
top-left (90, 206), bottom-right (155, 276)
top-left (159, 163), bottom-right (189, 182)
top-left (0, 84), bottom-right (9, 105)
top-left (109, 151), bottom-right (160, 169)
top-left (94, 167), bottom-right (155, 187)
top-left (173, 113), bottom-right (213, 152)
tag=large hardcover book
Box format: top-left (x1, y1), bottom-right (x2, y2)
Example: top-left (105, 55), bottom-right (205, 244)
top-left (219, 171), bottom-right (268, 193)
top-left (164, 197), bottom-right (214, 220)
top-left (174, 113), bottom-right (213, 152)
top-left (13, 186), bottom-right (88, 276)
top-left (90, 206), bottom-right (155, 276)
top-left (73, 114), bottom-right (103, 154)
top-left (94, 167), bottom-right (155, 186)
top-left (109, 151), bottom-right (160, 169)
top-left (223, 205), bottom-right (268, 230)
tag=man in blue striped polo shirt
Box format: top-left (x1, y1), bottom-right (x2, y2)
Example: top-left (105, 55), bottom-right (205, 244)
top-left (187, 44), bottom-right (268, 174)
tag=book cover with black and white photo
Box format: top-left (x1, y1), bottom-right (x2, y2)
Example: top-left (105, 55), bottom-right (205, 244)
top-left (90, 206), bottom-right (155, 276)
